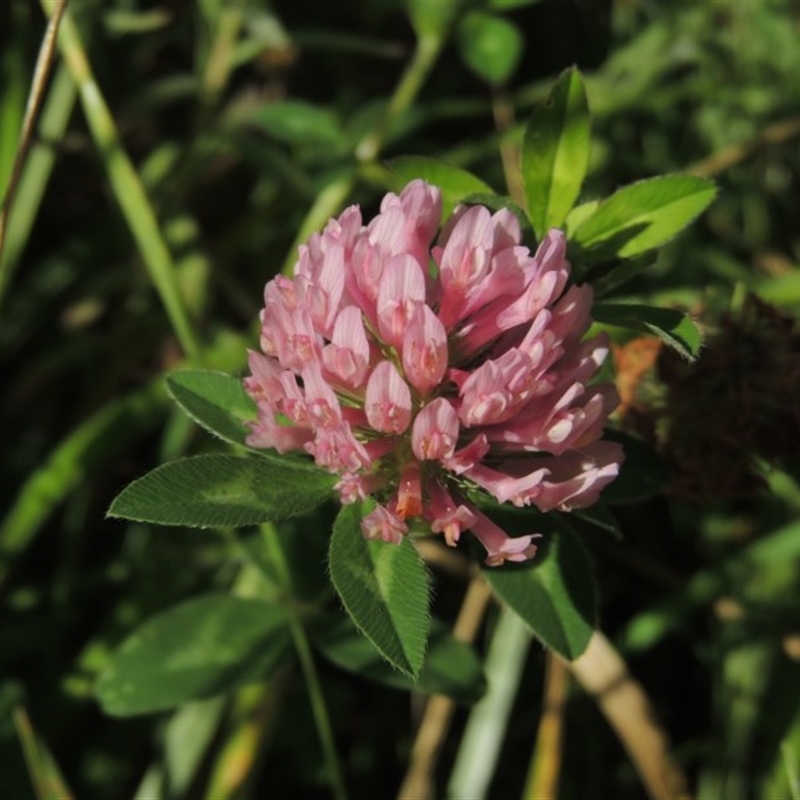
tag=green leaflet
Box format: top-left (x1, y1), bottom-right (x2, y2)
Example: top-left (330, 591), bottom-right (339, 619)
top-left (457, 11), bottom-right (523, 86)
top-left (108, 454), bottom-right (336, 528)
top-left (328, 503), bottom-right (430, 678)
top-left (571, 174), bottom-right (717, 263)
top-left (311, 614), bottom-right (485, 704)
top-left (166, 369), bottom-right (256, 448)
top-left (96, 595), bottom-right (293, 715)
top-left (523, 67), bottom-right (591, 240)
top-left (483, 518), bottom-right (596, 660)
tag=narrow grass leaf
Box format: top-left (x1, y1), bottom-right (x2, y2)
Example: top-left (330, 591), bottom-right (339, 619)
top-left (523, 67), bottom-right (591, 239)
top-left (328, 504), bottom-right (430, 677)
top-left (96, 595), bottom-right (292, 715)
top-left (108, 454), bottom-right (336, 528)
top-left (482, 519), bottom-right (595, 659)
top-left (14, 707), bottom-right (74, 800)
top-left (0, 383), bottom-right (165, 588)
top-left (572, 174), bottom-right (717, 263)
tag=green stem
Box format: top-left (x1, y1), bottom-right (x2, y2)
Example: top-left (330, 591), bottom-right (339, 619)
top-left (261, 523), bottom-right (349, 800)
top-left (281, 27), bottom-right (447, 277)
top-left (356, 33), bottom-right (443, 164)
top-left (41, 0), bottom-right (202, 361)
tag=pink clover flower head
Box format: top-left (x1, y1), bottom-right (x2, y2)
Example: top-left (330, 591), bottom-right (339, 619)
top-left (244, 180), bottom-right (624, 566)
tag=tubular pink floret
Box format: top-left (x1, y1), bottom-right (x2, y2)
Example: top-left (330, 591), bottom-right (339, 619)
top-left (244, 181), bottom-right (624, 566)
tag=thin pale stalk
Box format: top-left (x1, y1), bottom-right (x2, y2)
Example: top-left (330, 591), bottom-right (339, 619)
top-left (260, 523), bottom-right (350, 800)
top-left (200, 5), bottom-right (244, 108)
top-left (0, 63), bottom-right (76, 304)
top-left (282, 23), bottom-right (448, 277)
top-left (564, 631), bottom-right (692, 800)
top-left (397, 576), bottom-right (492, 800)
top-left (0, 381), bottom-right (166, 590)
top-left (0, 0), bottom-right (67, 292)
top-left (40, 0), bottom-right (202, 360)
top-left (686, 114), bottom-right (800, 178)
top-left (356, 33), bottom-right (444, 163)
top-left (523, 655), bottom-right (569, 800)
top-left (446, 606), bottom-right (532, 800)
top-left (14, 707), bottom-right (74, 800)
top-left (204, 682), bottom-right (286, 799)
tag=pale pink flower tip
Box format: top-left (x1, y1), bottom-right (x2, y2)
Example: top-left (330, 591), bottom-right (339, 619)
top-left (244, 179), bottom-right (624, 566)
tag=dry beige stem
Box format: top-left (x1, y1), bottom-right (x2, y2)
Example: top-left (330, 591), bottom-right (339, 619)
top-left (524, 655), bottom-right (569, 800)
top-left (397, 577), bottom-right (493, 800)
top-left (563, 631), bottom-right (692, 800)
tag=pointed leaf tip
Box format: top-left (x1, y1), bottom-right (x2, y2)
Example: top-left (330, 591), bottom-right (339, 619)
top-left (523, 67), bottom-right (591, 239)
top-left (328, 503), bottom-right (430, 677)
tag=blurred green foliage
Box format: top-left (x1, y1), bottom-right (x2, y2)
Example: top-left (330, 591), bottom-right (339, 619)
top-left (2, 1), bottom-right (800, 798)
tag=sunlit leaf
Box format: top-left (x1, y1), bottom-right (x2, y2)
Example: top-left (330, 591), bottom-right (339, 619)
top-left (246, 100), bottom-right (348, 150)
top-left (571, 175), bottom-right (717, 263)
top-left (406, 0), bottom-right (461, 39)
top-left (328, 503), bottom-right (430, 677)
top-left (523, 67), bottom-right (591, 239)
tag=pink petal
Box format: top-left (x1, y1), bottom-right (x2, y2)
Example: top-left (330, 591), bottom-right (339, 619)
top-left (301, 362), bottom-right (343, 427)
top-left (365, 360), bottom-right (412, 434)
top-left (424, 481), bottom-right (476, 547)
top-left (246, 402), bottom-right (313, 454)
top-left (307, 421), bottom-right (371, 472)
top-left (534, 440), bottom-right (624, 512)
top-left (437, 205), bottom-right (494, 328)
top-left (443, 434), bottom-right (490, 475)
top-left (411, 398), bottom-right (459, 461)
top-left (469, 507), bottom-right (540, 567)
top-left (402, 305), bottom-right (448, 395)
top-left (377, 254), bottom-right (426, 347)
top-left (361, 502), bottom-right (408, 544)
top-left (322, 306), bottom-right (370, 389)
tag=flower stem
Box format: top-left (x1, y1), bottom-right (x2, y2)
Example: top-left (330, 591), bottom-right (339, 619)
top-left (260, 523), bottom-right (349, 800)
top-left (356, 33), bottom-right (443, 164)
top-left (398, 576), bottom-right (492, 800)
top-left (523, 653), bottom-right (569, 799)
top-left (565, 631), bottom-right (691, 800)
top-left (281, 26), bottom-right (447, 277)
